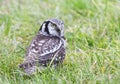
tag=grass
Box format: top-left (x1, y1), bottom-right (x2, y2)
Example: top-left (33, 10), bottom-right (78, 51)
top-left (0, 0), bottom-right (120, 84)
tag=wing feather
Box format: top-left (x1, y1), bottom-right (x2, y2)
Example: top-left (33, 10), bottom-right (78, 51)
top-left (26, 34), bottom-right (63, 58)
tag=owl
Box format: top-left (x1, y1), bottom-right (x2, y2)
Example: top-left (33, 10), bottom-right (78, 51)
top-left (19, 18), bottom-right (66, 75)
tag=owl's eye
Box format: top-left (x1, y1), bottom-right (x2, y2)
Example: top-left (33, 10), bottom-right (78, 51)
top-left (56, 28), bottom-right (60, 32)
top-left (51, 23), bottom-right (57, 28)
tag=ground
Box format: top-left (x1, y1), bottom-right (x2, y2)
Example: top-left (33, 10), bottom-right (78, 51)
top-left (0, 0), bottom-right (120, 84)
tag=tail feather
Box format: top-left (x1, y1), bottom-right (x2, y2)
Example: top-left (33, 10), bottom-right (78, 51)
top-left (19, 61), bottom-right (37, 75)
top-left (19, 61), bottom-right (35, 69)
top-left (24, 66), bottom-right (37, 75)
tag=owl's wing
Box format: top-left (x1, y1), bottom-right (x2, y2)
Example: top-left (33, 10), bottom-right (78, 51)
top-left (27, 34), bottom-right (63, 56)
top-left (41, 38), bottom-right (63, 56)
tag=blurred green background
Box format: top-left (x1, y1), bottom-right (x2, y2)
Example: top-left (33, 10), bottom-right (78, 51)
top-left (0, 0), bottom-right (120, 84)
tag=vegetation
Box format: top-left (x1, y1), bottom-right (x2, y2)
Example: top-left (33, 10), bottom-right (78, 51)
top-left (0, 0), bottom-right (120, 84)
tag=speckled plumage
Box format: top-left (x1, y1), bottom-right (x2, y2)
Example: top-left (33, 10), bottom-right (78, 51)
top-left (19, 18), bottom-right (66, 75)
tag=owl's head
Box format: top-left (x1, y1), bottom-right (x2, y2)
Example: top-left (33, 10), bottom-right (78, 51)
top-left (40, 18), bottom-right (64, 37)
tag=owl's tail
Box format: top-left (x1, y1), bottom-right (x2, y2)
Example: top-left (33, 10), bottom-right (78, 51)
top-left (19, 61), bottom-right (37, 75)
top-left (19, 54), bottom-right (40, 75)
top-left (19, 61), bottom-right (35, 68)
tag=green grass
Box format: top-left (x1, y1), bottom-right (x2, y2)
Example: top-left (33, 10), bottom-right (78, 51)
top-left (0, 0), bottom-right (120, 84)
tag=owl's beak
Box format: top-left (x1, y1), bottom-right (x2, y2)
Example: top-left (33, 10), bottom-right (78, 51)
top-left (60, 28), bottom-right (62, 31)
